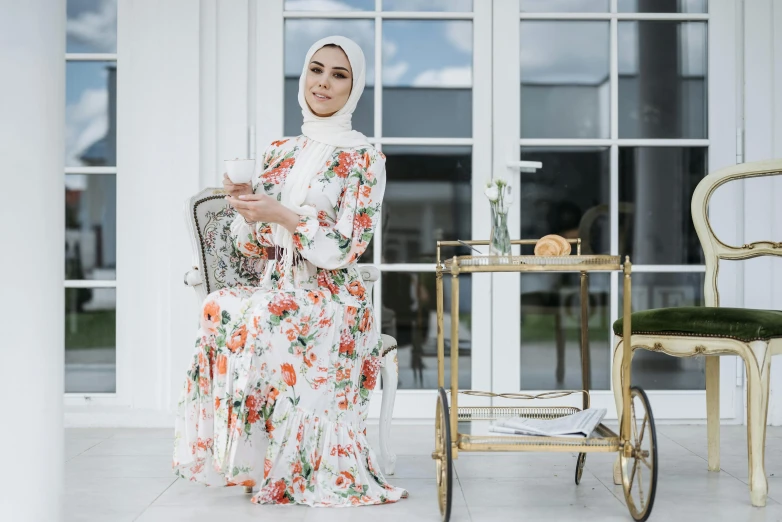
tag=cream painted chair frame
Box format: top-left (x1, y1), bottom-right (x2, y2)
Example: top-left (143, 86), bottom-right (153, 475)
top-left (611, 159), bottom-right (782, 507)
top-left (182, 188), bottom-right (398, 476)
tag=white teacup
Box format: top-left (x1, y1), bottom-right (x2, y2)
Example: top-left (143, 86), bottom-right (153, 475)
top-left (224, 158), bottom-right (256, 184)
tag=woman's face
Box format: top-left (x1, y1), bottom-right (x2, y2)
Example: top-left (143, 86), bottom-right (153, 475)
top-left (304, 46), bottom-right (353, 117)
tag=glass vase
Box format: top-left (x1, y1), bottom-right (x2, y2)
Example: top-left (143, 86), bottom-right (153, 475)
top-left (489, 207), bottom-right (511, 256)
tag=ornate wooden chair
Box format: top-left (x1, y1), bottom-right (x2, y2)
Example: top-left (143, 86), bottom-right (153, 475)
top-left (611, 159), bottom-right (782, 507)
top-left (182, 188), bottom-right (399, 476)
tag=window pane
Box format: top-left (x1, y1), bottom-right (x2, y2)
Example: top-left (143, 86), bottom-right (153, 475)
top-left (67, 0), bottom-right (117, 53)
top-left (519, 147), bottom-right (611, 256)
top-left (382, 146), bottom-right (472, 263)
top-left (65, 289), bottom-right (116, 393)
top-left (66, 62), bottom-right (117, 167)
top-left (618, 272), bottom-right (705, 390)
top-left (520, 273), bottom-right (610, 390)
top-left (619, 0), bottom-right (707, 13)
top-left (521, 22), bottom-right (610, 139)
top-left (284, 20), bottom-right (375, 137)
top-left (285, 0), bottom-right (375, 10)
top-left (383, 20), bottom-right (472, 138)
top-left (619, 147), bottom-right (707, 265)
top-left (520, 0), bottom-right (609, 12)
top-left (66, 174), bottom-right (117, 280)
top-left (619, 21), bottom-right (707, 139)
top-left (383, 0), bottom-right (473, 11)
top-left (382, 272), bottom-right (471, 390)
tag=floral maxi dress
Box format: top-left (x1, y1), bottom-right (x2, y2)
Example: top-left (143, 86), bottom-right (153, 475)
top-left (173, 137), bottom-right (408, 507)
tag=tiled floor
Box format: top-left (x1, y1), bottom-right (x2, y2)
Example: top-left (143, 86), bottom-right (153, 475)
top-left (65, 424), bottom-right (782, 521)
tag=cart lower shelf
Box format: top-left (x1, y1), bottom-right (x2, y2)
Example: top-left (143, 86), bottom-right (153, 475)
top-left (455, 405), bottom-right (620, 452)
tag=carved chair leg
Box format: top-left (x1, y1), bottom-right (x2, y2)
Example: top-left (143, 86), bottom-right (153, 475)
top-left (744, 351), bottom-right (771, 507)
top-left (379, 347), bottom-right (398, 475)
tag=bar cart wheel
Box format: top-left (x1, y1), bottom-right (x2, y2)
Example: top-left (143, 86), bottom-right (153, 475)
top-left (574, 453), bottom-right (587, 485)
top-left (434, 387), bottom-right (452, 522)
top-left (621, 386), bottom-right (658, 522)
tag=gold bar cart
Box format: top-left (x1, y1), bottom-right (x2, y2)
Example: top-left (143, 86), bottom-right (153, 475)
top-left (432, 240), bottom-right (658, 522)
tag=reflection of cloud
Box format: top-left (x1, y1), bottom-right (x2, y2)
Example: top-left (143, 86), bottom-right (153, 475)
top-left (285, 18), bottom-right (376, 80)
top-left (285, 0), bottom-right (361, 10)
top-left (384, 0), bottom-right (472, 10)
top-left (522, 0), bottom-right (607, 12)
top-left (67, 0), bottom-right (117, 53)
top-left (384, 61), bottom-right (409, 84)
top-left (520, 22), bottom-right (609, 83)
top-left (412, 66), bottom-right (471, 88)
top-left (285, 17), bottom-right (413, 86)
top-left (445, 21), bottom-right (472, 54)
top-left (66, 89), bottom-right (108, 166)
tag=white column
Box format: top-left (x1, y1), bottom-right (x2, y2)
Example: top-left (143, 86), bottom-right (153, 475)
top-left (0, 1), bottom-right (65, 521)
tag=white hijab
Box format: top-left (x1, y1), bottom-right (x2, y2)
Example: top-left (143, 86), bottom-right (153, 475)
top-left (272, 36), bottom-right (370, 276)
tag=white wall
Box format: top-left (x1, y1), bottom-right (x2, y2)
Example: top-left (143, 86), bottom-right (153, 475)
top-left (64, 0), bottom-right (782, 427)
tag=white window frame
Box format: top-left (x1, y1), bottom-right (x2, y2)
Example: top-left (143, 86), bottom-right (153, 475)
top-left (64, 48), bottom-right (120, 404)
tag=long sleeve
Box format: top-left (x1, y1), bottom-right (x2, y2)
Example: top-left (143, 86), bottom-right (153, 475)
top-left (229, 142), bottom-right (286, 255)
top-left (292, 149), bottom-right (385, 270)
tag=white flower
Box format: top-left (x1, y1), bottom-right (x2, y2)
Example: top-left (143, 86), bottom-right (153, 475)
top-left (485, 185), bottom-right (499, 202)
top-left (505, 191), bottom-right (514, 205)
top-left (502, 204), bottom-right (512, 214)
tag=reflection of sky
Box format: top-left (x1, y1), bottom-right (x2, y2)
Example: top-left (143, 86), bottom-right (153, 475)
top-left (66, 0), bottom-right (116, 168)
top-left (383, 0), bottom-right (472, 11)
top-left (66, 62), bottom-right (111, 167)
top-left (285, 0), bottom-right (473, 11)
top-left (521, 22), bottom-right (609, 84)
top-left (67, 0), bottom-right (117, 53)
top-left (521, 0), bottom-right (609, 12)
top-left (285, 0), bottom-right (374, 10)
top-left (285, 18), bottom-right (472, 88)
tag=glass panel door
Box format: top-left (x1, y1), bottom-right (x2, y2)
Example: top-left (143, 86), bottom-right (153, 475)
top-left (491, 0), bottom-right (737, 419)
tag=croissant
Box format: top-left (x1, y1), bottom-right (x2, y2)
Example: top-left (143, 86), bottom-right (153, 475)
top-left (534, 234), bottom-right (572, 256)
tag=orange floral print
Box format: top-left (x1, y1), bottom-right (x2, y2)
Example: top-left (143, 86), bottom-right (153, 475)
top-left (268, 293), bottom-right (299, 317)
top-left (225, 324), bottom-right (248, 353)
top-left (281, 363), bottom-right (296, 387)
top-left (202, 301), bottom-right (221, 332)
top-left (346, 281), bottom-right (365, 299)
top-left (216, 354), bottom-right (228, 375)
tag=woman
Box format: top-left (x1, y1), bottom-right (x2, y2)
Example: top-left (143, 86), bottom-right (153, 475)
top-left (173, 36), bottom-right (408, 507)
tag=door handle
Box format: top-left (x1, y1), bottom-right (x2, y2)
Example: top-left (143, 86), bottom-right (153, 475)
top-left (506, 160), bottom-right (542, 173)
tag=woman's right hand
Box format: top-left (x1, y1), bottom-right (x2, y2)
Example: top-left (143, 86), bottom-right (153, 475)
top-left (223, 173), bottom-right (254, 198)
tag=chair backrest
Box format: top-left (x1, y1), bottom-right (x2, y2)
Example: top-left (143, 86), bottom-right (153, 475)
top-left (185, 187), bottom-right (380, 299)
top-left (691, 159), bottom-right (782, 307)
top-left (184, 188), bottom-right (265, 300)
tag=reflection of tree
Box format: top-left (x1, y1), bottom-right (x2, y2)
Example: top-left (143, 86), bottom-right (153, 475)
top-left (65, 188), bottom-right (92, 313)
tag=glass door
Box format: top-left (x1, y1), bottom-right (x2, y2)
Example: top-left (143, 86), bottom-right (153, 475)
top-left (258, 0), bottom-right (740, 420)
top-left (261, 0), bottom-right (494, 417)
top-left (491, 0), bottom-right (739, 419)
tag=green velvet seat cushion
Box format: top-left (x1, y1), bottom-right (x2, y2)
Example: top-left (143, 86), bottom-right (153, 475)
top-left (612, 307), bottom-right (782, 342)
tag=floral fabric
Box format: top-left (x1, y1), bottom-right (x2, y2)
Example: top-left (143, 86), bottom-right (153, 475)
top-left (174, 137), bottom-right (407, 507)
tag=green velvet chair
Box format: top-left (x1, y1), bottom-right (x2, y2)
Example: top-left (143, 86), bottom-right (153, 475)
top-left (610, 159), bottom-right (782, 507)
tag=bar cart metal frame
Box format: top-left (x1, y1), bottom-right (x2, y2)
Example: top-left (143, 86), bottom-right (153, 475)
top-left (432, 239), bottom-right (658, 522)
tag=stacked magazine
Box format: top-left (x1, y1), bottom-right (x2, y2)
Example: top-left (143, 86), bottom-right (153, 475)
top-left (489, 408), bottom-right (607, 438)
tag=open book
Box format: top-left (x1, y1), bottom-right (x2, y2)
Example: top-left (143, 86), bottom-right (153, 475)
top-left (489, 408), bottom-right (607, 438)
